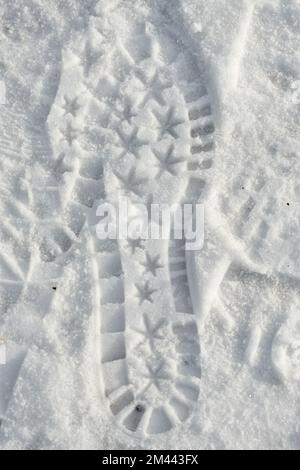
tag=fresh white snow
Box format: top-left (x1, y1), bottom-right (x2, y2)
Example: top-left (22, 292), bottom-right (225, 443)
top-left (0, 0), bottom-right (300, 450)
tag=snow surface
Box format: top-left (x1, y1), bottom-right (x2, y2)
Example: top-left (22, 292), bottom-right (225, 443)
top-left (0, 0), bottom-right (300, 450)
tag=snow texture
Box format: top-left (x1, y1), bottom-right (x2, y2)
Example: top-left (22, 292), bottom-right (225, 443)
top-left (0, 0), bottom-right (300, 450)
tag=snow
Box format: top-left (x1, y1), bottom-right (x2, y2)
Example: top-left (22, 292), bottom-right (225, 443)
top-left (0, 0), bottom-right (300, 450)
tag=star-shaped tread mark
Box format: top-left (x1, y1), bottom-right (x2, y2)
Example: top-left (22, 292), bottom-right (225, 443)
top-left (141, 253), bottom-right (163, 276)
top-left (62, 95), bottom-right (80, 117)
top-left (115, 127), bottom-right (149, 160)
top-left (114, 167), bottom-right (147, 196)
top-left (153, 106), bottom-right (184, 140)
top-left (152, 145), bottom-right (185, 178)
top-left (136, 70), bottom-right (172, 107)
top-left (138, 360), bottom-right (172, 396)
top-left (133, 313), bottom-right (165, 352)
top-left (126, 237), bottom-right (145, 254)
top-left (135, 280), bottom-right (157, 304)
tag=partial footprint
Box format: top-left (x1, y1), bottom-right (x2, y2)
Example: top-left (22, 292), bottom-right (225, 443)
top-left (0, 0), bottom-right (72, 420)
top-left (213, 1), bottom-right (300, 281)
top-left (272, 314), bottom-right (300, 383)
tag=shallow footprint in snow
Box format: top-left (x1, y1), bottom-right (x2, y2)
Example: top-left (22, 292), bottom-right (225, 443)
top-left (47, 0), bottom-right (215, 435)
top-left (272, 313), bottom-right (300, 383)
top-left (0, 0), bottom-right (69, 422)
